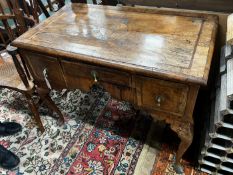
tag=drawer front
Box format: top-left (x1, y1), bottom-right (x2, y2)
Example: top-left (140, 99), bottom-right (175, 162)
top-left (61, 61), bottom-right (131, 87)
top-left (136, 77), bottom-right (188, 116)
top-left (61, 60), bottom-right (134, 102)
top-left (22, 51), bottom-right (66, 89)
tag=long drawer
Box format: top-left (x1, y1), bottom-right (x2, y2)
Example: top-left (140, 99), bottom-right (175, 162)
top-left (61, 60), bottom-right (135, 102)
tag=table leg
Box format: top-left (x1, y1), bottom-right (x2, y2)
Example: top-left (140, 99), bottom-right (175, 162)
top-left (171, 121), bottom-right (193, 174)
top-left (170, 85), bottom-right (198, 173)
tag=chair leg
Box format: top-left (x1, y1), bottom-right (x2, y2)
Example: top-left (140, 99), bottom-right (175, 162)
top-left (43, 95), bottom-right (65, 126)
top-left (27, 98), bottom-right (45, 133)
top-left (37, 88), bottom-right (65, 126)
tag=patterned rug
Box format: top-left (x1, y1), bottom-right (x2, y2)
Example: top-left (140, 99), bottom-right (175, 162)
top-left (0, 86), bottom-right (205, 175)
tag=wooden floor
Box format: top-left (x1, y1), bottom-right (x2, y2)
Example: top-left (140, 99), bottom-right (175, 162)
top-left (0, 51), bottom-right (4, 65)
top-left (0, 50), bottom-right (23, 88)
top-left (0, 50), bottom-right (13, 65)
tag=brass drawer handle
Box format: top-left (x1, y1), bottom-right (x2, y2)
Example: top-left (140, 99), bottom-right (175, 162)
top-left (155, 95), bottom-right (165, 107)
top-left (43, 68), bottom-right (52, 89)
top-left (91, 70), bottom-right (98, 83)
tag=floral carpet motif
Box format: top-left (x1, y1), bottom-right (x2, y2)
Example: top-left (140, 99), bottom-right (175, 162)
top-left (0, 86), bottom-right (151, 175)
top-left (0, 86), bottom-right (206, 175)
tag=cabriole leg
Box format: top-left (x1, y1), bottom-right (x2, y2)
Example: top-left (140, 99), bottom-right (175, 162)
top-left (171, 121), bottom-right (193, 174)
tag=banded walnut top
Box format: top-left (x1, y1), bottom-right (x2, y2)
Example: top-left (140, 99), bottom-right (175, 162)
top-left (13, 3), bottom-right (218, 85)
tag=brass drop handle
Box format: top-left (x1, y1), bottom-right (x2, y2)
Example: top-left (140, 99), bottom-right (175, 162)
top-left (91, 70), bottom-right (98, 83)
top-left (155, 95), bottom-right (164, 107)
top-left (43, 68), bottom-right (52, 89)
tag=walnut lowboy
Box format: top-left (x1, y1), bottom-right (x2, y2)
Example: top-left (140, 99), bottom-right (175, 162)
top-left (12, 3), bottom-right (218, 173)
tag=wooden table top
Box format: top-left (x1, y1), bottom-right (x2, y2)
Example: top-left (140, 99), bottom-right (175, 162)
top-left (13, 3), bottom-right (218, 85)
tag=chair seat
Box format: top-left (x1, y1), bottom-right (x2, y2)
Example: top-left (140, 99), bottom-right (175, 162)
top-left (0, 62), bottom-right (33, 91)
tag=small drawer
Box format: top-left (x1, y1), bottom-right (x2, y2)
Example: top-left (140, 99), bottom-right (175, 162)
top-left (136, 77), bottom-right (188, 116)
top-left (21, 51), bottom-right (66, 89)
top-left (61, 60), bottom-right (131, 88)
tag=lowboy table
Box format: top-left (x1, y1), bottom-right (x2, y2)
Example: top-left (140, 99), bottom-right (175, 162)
top-left (12, 3), bottom-right (218, 173)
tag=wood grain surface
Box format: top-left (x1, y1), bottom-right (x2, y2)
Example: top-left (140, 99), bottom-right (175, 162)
top-left (121, 0), bottom-right (233, 13)
top-left (13, 3), bottom-right (218, 85)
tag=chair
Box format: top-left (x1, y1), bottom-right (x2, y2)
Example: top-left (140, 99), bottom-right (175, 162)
top-left (0, 45), bottom-right (65, 132)
top-left (0, 0), bottom-right (51, 47)
top-left (0, 46), bottom-right (43, 131)
top-left (0, 0), bottom-right (65, 132)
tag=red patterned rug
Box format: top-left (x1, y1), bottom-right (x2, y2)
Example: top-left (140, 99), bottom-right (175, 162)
top-left (0, 86), bottom-right (204, 175)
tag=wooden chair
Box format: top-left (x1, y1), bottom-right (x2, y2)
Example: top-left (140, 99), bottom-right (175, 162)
top-left (1, 46), bottom-right (43, 131)
top-left (0, 45), bottom-right (65, 132)
top-left (0, 0), bottom-right (65, 132)
top-left (0, 0), bottom-right (51, 47)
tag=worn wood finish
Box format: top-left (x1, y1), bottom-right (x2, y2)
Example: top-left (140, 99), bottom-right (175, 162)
top-left (121, 5), bottom-right (229, 48)
top-left (227, 14), bottom-right (233, 45)
top-left (13, 3), bottom-right (218, 85)
top-left (12, 3), bottom-right (218, 173)
top-left (121, 0), bottom-right (233, 13)
top-left (135, 76), bottom-right (188, 116)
